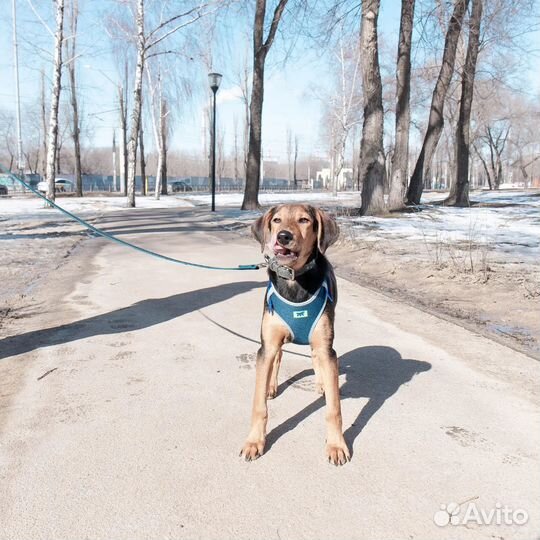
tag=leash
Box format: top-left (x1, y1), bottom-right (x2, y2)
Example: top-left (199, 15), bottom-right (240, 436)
top-left (0, 164), bottom-right (265, 272)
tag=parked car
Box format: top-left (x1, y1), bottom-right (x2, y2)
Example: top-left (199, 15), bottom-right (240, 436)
top-left (37, 178), bottom-right (74, 193)
top-left (0, 184), bottom-right (7, 196)
top-left (170, 180), bottom-right (193, 193)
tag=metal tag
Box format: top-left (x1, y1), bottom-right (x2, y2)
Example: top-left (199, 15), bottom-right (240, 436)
top-left (275, 265), bottom-right (295, 280)
top-left (266, 256), bottom-right (295, 280)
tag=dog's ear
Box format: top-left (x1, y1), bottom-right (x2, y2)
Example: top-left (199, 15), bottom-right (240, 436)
top-left (251, 206), bottom-right (277, 251)
top-left (314, 208), bottom-right (339, 253)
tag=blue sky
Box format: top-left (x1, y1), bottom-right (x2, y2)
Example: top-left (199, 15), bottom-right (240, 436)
top-left (0, 0), bottom-right (403, 162)
top-left (0, 0), bottom-right (538, 164)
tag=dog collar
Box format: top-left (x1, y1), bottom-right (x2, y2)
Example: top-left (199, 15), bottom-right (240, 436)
top-left (263, 255), bottom-right (318, 281)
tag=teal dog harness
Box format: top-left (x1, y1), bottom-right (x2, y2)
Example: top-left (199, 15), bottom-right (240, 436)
top-left (266, 279), bottom-right (333, 345)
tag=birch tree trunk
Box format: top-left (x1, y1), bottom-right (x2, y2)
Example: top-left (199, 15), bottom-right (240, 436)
top-left (45, 0), bottom-right (65, 202)
top-left (293, 135), bottom-right (298, 188)
top-left (126, 0), bottom-right (145, 207)
top-left (118, 86), bottom-right (127, 194)
top-left (359, 0), bottom-right (386, 216)
top-left (160, 98), bottom-right (168, 196)
top-left (66, 0), bottom-right (82, 197)
top-left (388, 0), bottom-right (415, 211)
top-left (233, 116), bottom-right (239, 183)
top-left (155, 152), bottom-right (163, 200)
top-left (242, 61), bottom-right (249, 183)
top-left (241, 0), bottom-right (288, 210)
top-left (139, 123), bottom-right (146, 195)
top-left (406, 0), bottom-right (469, 205)
top-left (152, 97), bottom-right (168, 200)
top-left (153, 90), bottom-right (163, 201)
top-left (146, 65), bottom-right (164, 200)
top-left (40, 69), bottom-right (48, 179)
top-left (446, 0), bottom-right (483, 206)
top-left (286, 127), bottom-right (292, 185)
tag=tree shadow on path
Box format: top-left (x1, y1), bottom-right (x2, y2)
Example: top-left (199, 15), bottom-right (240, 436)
top-left (265, 346), bottom-right (432, 456)
top-left (0, 281), bottom-right (264, 360)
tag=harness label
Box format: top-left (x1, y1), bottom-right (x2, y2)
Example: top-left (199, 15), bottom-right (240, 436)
top-left (293, 310), bottom-right (308, 319)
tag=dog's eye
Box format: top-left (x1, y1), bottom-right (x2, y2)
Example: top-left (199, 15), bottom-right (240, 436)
top-left (298, 217), bottom-right (310, 224)
top-left (272, 217), bottom-right (282, 224)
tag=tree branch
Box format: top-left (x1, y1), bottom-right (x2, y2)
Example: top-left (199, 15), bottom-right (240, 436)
top-left (147, 4), bottom-right (206, 40)
top-left (26, 0), bottom-right (54, 37)
top-left (263, 0), bottom-right (289, 52)
top-left (145, 4), bottom-right (219, 51)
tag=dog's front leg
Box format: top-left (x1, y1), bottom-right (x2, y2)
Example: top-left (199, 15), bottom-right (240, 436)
top-left (313, 344), bottom-right (350, 466)
top-left (240, 345), bottom-right (276, 461)
top-left (267, 349), bottom-right (282, 399)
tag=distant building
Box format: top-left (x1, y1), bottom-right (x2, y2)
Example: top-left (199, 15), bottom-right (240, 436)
top-left (315, 167), bottom-right (353, 190)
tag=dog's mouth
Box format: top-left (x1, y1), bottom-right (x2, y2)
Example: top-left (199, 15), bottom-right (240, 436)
top-left (272, 243), bottom-right (298, 263)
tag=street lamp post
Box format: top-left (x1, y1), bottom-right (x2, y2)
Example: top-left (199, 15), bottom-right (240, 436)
top-left (208, 72), bottom-right (222, 212)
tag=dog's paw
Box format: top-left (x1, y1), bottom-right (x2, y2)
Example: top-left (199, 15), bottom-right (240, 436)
top-left (316, 382), bottom-right (325, 395)
top-left (239, 440), bottom-right (265, 462)
top-left (267, 385), bottom-right (278, 399)
top-left (326, 442), bottom-right (350, 466)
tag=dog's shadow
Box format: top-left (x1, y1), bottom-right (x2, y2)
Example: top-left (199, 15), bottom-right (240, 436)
top-left (265, 345), bottom-right (431, 455)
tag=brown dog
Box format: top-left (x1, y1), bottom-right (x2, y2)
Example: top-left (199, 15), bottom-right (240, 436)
top-left (240, 204), bottom-right (350, 465)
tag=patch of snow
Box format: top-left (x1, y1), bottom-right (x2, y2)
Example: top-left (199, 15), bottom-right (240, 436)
top-left (351, 190), bottom-right (540, 261)
top-left (0, 194), bottom-right (196, 217)
top-left (180, 191), bottom-right (360, 207)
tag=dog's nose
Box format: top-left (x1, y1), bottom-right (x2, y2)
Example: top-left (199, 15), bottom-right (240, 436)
top-left (277, 230), bottom-right (293, 245)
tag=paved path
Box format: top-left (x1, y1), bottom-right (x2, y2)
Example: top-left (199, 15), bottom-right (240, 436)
top-left (1, 208), bottom-right (538, 540)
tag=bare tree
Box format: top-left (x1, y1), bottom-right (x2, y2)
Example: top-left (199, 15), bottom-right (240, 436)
top-left (65, 0), bottom-right (82, 196)
top-left (125, 0), bottom-right (145, 206)
top-left (217, 127), bottom-right (226, 183)
top-left (147, 66), bottom-right (165, 199)
top-left (446, 0), bottom-right (483, 206)
top-left (159, 98), bottom-right (169, 196)
top-left (321, 33), bottom-right (362, 197)
top-left (0, 111), bottom-right (16, 171)
top-left (241, 0), bottom-right (289, 210)
top-left (233, 114), bottom-right (240, 183)
top-left (123, 0), bottom-right (216, 207)
top-left (40, 69), bottom-right (48, 178)
top-left (286, 126), bottom-right (293, 185)
top-left (509, 109), bottom-right (540, 187)
top-left (45, 0), bottom-right (65, 202)
top-left (241, 55), bottom-right (250, 182)
top-left (139, 123), bottom-right (146, 195)
top-left (293, 134), bottom-right (299, 187)
top-left (388, 0), bottom-right (415, 211)
top-left (118, 64), bottom-right (128, 194)
top-left (359, 0), bottom-right (386, 216)
top-left (406, 0), bottom-right (469, 205)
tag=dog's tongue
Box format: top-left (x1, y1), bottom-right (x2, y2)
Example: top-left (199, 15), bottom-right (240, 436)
top-left (274, 245), bottom-right (291, 255)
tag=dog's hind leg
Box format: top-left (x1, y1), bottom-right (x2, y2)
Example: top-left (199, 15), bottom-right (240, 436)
top-left (267, 349), bottom-right (282, 399)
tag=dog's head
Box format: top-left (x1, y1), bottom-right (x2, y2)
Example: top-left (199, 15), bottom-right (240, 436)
top-left (251, 204), bottom-right (339, 271)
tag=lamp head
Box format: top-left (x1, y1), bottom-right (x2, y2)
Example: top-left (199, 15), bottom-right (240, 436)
top-left (208, 72), bottom-right (222, 93)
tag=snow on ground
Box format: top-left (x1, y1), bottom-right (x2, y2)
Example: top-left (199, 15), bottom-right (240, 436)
top-left (1, 189), bottom-right (538, 261)
top-left (0, 193), bottom-right (196, 217)
top-left (182, 191), bottom-right (360, 207)
top-left (351, 190), bottom-right (540, 261)
top-left (0, 190), bottom-right (359, 218)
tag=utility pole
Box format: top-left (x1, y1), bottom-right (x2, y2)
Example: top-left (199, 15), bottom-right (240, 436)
top-left (12, 0), bottom-right (24, 180)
